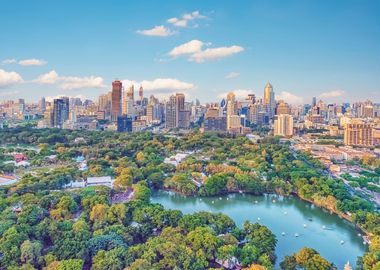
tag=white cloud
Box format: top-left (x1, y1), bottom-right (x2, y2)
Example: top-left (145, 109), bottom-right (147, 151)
top-left (34, 70), bottom-right (59, 84)
top-left (137, 25), bottom-right (175, 37)
top-left (218, 89), bottom-right (254, 100)
top-left (18, 58), bottom-right (47, 66)
top-left (1, 59), bottom-right (17, 65)
top-left (59, 76), bottom-right (105, 90)
top-left (169, 40), bottom-right (204, 57)
top-left (122, 78), bottom-right (194, 92)
top-left (319, 90), bottom-right (345, 99)
top-left (0, 69), bottom-right (23, 88)
top-left (34, 70), bottom-right (105, 90)
top-left (190, 46), bottom-right (244, 63)
top-left (169, 40), bottom-right (244, 63)
top-left (225, 72), bottom-right (240, 79)
top-left (276, 91), bottom-right (304, 105)
top-left (167, 10), bottom-right (206, 28)
top-left (167, 18), bottom-right (188, 27)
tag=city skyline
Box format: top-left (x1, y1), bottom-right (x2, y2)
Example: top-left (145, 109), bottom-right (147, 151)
top-left (1, 1), bottom-right (380, 103)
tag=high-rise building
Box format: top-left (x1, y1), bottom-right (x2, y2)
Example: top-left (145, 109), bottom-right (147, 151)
top-left (165, 93), bottom-right (190, 129)
top-left (53, 97), bottom-right (69, 128)
top-left (39, 97), bottom-right (46, 113)
top-left (312, 97), bottom-right (317, 107)
top-left (276, 100), bottom-right (291, 115)
top-left (18, 98), bottom-right (25, 113)
top-left (146, 104), bottom-right (154, 124)
top-left (176, 93), bottom-right (190, 128)
top-left (139, 86), bottom-right (143, 102)
top-left (117, 115), bottom-right (132, 132)
top-left (344, 122), bottom-right (373, 146)
top-left (165, 95), bottom-right (177, 129)
top-left (226, 92), bottom-right (238, 130)
top-left (263, 82), bottom-right (276, 119)
top-left (111, 80), bottom-right (122, 121)
top-left (122, 85), bottom-right (135, 118)
top-left (204, 114), bottom-right (227, 132)
top-left (274, 114), bottom-right (294, 137)
top-left (98, 93), bottom-right (111, 120)
top-left (248, 100), bottom-right (269, 125)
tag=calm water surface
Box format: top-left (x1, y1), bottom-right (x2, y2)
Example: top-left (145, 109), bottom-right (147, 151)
top-left (151, 190), bottom-right (367, 269)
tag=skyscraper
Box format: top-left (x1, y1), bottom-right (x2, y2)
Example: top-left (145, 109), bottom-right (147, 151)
top-left (122, 85), bottom-right (135, 118)
top-left (39, 97), bottom-right (46, 113)
top-left (344, 122), bottom-right (373, 146)
top-left (111, 80), bottom-right (122, 121)
top-left (274, 114), bottom-right (294, 137)
top-left (139, 86), bottom-right (143, 102)
top-left (165, 95), bottom-right (177, 129)
top-left (276, 100), bottom-right (291, 115)
top-left (312, 97), bottom-right (317, 107)
top-left (165, 93), bottom-right (190, 129)
top-left (53, 97), bottom-right (69, 128)
top-left (263, 82), bottom-right (276, 119)
top-left (117, 115), bottom-right (133, 132)
top-left (226, 92), bottom-right (237, 130)
top-left (98, 93), bottom-right (111, 120)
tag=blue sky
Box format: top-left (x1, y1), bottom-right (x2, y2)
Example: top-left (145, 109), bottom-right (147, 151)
top-left (1, 0), bottom-right (379, 104)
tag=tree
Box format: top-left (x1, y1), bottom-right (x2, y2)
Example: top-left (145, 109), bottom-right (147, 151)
top-left (133, 182), bottom-right (151, 202)
top-left (239, 244), bottom-right (259, 267)
top-left (44, 259), bottom-right (84, 270)
top-left (186, 226), bottom-right (219, 260)
top-left (114, 168), bottom-right (133, 191)
top-left (90, 204), bottom-right (110, 224)
top-left (204, 174), bottom-right (228, 196)
top-left (20, 240), bottom-right (43, 267)
top-left (91, 247), bottom-right (128, 270)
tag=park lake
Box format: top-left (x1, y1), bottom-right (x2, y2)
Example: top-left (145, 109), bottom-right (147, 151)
top-left (151, 190), bottom-right (367, 269)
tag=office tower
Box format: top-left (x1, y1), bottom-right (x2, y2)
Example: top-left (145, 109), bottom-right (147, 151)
top-left (139, 86), bottom-right (143, 102)
top-left (165, 95), bottom-right (177, 129)
top-left (164, 93), bottom-right (189, 129)
top-left (363, 104), bottom-right (374, 118)
top-left (276, 100), bottom-right (291, 115)
top-left (226, 92), bottom-right (238, 130)
top-left (39, 97), bottom-right (46, 113)
top-left (312, 97), bottom-right (317, 107)
top-left (111, 80), bottom-right (122, 121)
top-left (228, 115), bottom-right (241, 129)
top-left (176, 93), bottom-right (190, 128)
top-left (70, 97), bottom-right (82, 107)
top-left (98, 93), bottom-right (111, 120)
top-left (274, 114), bottom-right (294, 137)
top-left (122, 85), bottom-right (135, 118)
top-left (44, 106), bottom-right (54, 127)
top-left (18, 98), bottom-right (25, 113)
top-left (178, 111), bottom-right (190, 128)
top-left (248, 99), bottom-right (269, 125)
top-left (204, 117), bottom-right (227, 132)
top-left (53, 97), bottom-right (69, 128)
top-left (176, 93), bottom-right (185, 112)
top-left (263, 82), bottom-right (276, 118)
top-left (117, 115), bottom-right (133, 132)
top-left (146, 104), bottom-right (154, 124)
top-left (344, 122), bottom-right (373, 146)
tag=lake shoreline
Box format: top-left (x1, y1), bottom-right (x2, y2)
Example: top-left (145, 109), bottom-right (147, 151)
top-left (155, 187), bottom-right (371, 243)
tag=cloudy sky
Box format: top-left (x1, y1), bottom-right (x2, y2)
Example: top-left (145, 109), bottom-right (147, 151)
top-left (1, 0), bottom-right (380, 104)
